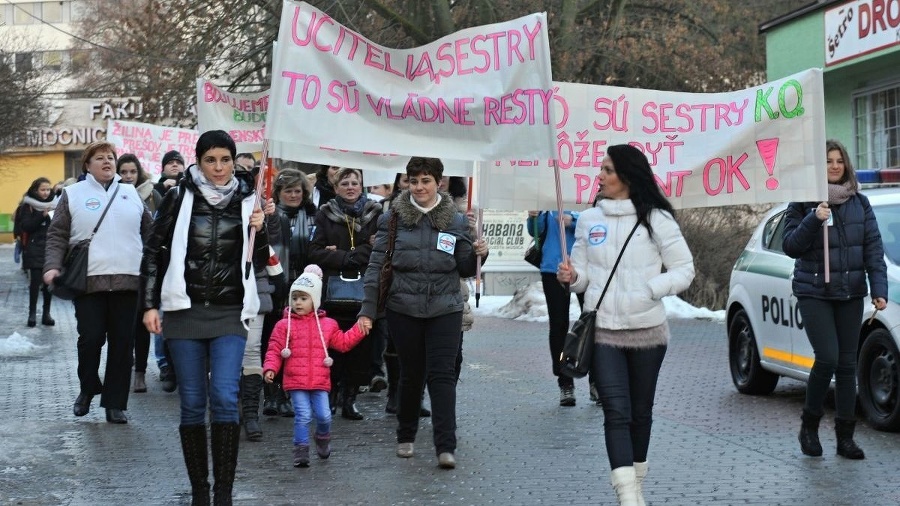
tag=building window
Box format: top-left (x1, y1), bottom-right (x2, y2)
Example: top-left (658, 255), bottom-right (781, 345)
top-left (41, 1), bottom-right (63, 23)
top-left (855, 83), bottom-right (900, 170)
top-left (69, 49), bottom-right (90, 73)
top-left (41, 51), bottom-right (63, 71)
top-left (13, 3), bottom-right (34, 25)
top-left (15, 52), bottom-right (33, 72)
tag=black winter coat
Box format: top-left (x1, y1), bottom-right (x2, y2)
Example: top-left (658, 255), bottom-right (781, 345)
top-left (15, 203), bottom-right (51, 270)
top-left (142, 170), bottom-right (269, 310)
top-left (782, 193), bottom-right (888, 301)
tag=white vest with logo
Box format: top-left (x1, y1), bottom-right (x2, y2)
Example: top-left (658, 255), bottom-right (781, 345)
top-left (65, 174), bottom-right (145, 277)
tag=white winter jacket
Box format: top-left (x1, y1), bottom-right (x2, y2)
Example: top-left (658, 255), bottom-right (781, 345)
top-left (569, 199), bottom-right (694, 331)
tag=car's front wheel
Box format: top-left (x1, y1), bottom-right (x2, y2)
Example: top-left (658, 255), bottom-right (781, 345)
top-left (858, 328), bottom-right (900, 431)
top-left (729, 308), bottom-right (779, 394)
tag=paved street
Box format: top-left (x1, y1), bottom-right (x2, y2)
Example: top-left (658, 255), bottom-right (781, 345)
top-left (2, 246), bottom-right (900, 505)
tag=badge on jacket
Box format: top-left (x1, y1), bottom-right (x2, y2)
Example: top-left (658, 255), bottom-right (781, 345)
top-left (437, 232), bottom-right (456, 254)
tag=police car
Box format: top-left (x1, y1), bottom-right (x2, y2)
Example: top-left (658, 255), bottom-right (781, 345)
top-left (726, 180), bottom-right (900, 431)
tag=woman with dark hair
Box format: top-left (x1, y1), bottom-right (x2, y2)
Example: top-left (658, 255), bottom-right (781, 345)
top-left (358, 157), bottom-right (487, 469)
top-left (44, 141), bottom-right (153, 424)
top-left (15, 177), bottom-right (57, 327)
top-left (142, 130), bottom-right (270, 504)
top-left (309, 167), bottom-right (382, 420)
top-left (116, 153), bottom-right (161, 214)
top-left (783, 139), bottom-right (887, 462)
top-left (557, 144), bottom-right (695, 505)
top-left (311, 165), bottom-right (339, 208)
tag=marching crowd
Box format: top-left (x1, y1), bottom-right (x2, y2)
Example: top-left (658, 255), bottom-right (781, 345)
top-left (12, 132), bottom-right (878, 506)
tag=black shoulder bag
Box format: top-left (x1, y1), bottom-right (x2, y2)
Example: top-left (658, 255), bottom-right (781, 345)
top-left (559, 220), bottom-right (641, 379)
top-left (524, 212), bottom-right (548, 268)
top-left (53, 184), bottom-right (120, 301)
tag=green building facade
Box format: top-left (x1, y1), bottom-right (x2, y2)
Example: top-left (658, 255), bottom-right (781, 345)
top-left (762, 0), bottom-right (900, 170)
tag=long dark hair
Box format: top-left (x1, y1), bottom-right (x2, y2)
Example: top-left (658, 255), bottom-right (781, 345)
top-left (826, 139), bottom-right (859, 189)
top-left (26, 177), bottom-right (52, 201)
top-left (606, 144), bottom-right (675, 238)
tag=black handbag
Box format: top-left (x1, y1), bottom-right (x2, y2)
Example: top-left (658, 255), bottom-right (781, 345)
top-left (524, 212), bottom-right (548, 268)
top-left (559, 221), bottom-right (640, 379)
top-left (52, 184), bottom-right (120, 301)
top-left (324, 272), bottom-right (365, 311)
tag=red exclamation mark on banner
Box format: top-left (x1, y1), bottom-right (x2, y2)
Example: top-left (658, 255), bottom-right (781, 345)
top-left (756, 138), bottom-right (780, 190)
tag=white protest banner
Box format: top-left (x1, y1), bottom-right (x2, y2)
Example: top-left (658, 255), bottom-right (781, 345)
top-left (478, 68), bottom-right (827, 211)
top-left (196, 79), bottom-right (268, 152)
top-left (268, 1), bottom-right (556, 162)
top-left (106, 120), bottom-right (199, 178)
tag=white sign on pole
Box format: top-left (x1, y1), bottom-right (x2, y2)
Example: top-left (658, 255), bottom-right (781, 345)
top-left (105, 119), bottom-right (199, 178)
top-left (268, 1), bottom-right (556, 162)
top-left (196, 79), bottom-right (268, 152)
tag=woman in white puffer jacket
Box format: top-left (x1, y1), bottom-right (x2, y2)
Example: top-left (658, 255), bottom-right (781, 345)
top-left (558, 144), bottom-right (694, 506)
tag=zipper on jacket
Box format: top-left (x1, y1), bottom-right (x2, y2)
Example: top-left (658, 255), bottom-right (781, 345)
top-left (205, 210), bottom-right (220, 306)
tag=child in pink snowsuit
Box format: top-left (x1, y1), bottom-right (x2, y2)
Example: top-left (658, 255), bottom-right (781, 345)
top-left (263, 265), bottom-right (370, 467)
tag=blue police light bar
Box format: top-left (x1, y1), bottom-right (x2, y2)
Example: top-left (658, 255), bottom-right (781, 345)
top-left (857, 169), bottom-right (880, 184)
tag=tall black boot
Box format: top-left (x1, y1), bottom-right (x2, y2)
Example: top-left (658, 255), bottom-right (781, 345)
top-left (179, 424), bottom-right (210, 506)
top-left (240, 375), bottom-right (263, 442)
top-left (835, 418), bottom-right (865, 460)
top-left (211, 422), bottom-right (240, 506)
top-left (27, 286), bottom-right (37, 327)
top-left (342, 384), bottom-right (364, 420)
top-left (798, 409), bottom-right (822, 457)
top-left (262, 382), bottom-right (278, 417)
top-left (41, 291), bottom-right (54, 326)
top-left (384, 352), bottom-right (399, 414)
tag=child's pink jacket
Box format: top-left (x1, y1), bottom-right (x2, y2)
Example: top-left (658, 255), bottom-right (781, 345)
top-left (263, 308), bottom-right (365, 392)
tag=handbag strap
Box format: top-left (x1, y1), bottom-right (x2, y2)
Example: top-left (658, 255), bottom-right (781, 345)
top-left (592, 220), bottom-right (641, 311)
top-left (535, 212), bottom-right (549, 247)
top-left (385, 213), bottom-right (399, 257)
top-left (89, 183), bottom-right (121, 240)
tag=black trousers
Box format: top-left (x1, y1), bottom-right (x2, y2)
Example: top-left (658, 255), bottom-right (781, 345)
top-left (542, 273), bottom-right (585, 388)
top-left (73, 291), bottom-right (137, 410)
top-left (133, 298), bottom-right (150, 373)
top-left (388, 310), bottom-right (462, 455)
top-left (797, 296), bottom-right (863, 419)
top-left (27, 268), bottom-right (50, 313)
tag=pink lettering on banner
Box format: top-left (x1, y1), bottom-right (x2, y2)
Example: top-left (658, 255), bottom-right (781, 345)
top-left (288, 4), bottom-right (545, 85)
top-left (483, 88), bottom-right (553, 126)
top-left (641, 100), bottom-right (748, 134)
top-left (756, 138), bottom-right (780, 190)
top-left (327, 80), bottom-right (361, 113)
top-left (230, 129), bottom-right (265, 143)
top-left (281, 72), bottom-right (321, 108)
top-left (204, 81), bottom-right (269, 112)
top-left (594, 95), bottom-right (628, 132)
top-left (703, 153), bottom-right (750, 195)
top-left (654, 171), bottom-right (692, 198)
top-left (556, 131), bottom-right (607, 169)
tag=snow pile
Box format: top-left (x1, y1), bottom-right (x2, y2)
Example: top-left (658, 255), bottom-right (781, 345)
top-left (0, 332), bottom-right (49, 357)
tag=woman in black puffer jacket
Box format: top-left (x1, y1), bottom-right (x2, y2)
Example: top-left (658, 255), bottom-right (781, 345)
top-left (782, 139), bottom-right (888, 462)
top-left (142, 130), bottom-right (270, 505)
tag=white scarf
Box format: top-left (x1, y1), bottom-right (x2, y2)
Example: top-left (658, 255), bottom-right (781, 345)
top-left (160, 187), bottom-right (260, 326)
top-left (409, 193), bottom-right (442, 214)
top-left (22, 195), bottom-right (58, 212)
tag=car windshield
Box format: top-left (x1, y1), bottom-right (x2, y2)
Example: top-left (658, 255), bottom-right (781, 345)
top-left (874, 204), bottom-right (900, 265)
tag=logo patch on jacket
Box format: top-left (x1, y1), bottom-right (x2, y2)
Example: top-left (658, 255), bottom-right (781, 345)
top-left (588, 224), bottom-right (607, 245)
top-left (85, 198), bottom-right (101, 211)
top-left (437, 232), bottom-right (456, 254)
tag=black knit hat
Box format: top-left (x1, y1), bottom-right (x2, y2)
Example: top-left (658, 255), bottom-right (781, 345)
top-left (162, 150), bottom-right (185, 168)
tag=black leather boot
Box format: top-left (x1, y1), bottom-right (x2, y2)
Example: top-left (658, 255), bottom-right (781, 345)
top-left (27, 309), bottom-right (36, 328)
top-left (262, 382), bottom-right (278, 417)
top-left (211, 422), bottom-right (240, 506)
top-left (342, 384), bottom-right (364, 420)
top-left (240, 375), bottom-right (263, 442)
top-left (798, 409), bottom-right (822, 457)
top-left (41, 294), bottom-right (54, 326)
top-left (835, 418), bottom-right (865, 460)
top-left (179, 424), bottom-right (210, 506)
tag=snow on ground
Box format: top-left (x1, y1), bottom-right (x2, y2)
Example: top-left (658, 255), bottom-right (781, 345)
top-left (0, 332), bottom-right (49, 357)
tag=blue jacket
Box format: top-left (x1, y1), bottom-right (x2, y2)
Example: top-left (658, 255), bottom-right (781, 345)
top-left (526, 211), bottom-right (578, 273)
top-left (782, 193), bottom-right (887, 301)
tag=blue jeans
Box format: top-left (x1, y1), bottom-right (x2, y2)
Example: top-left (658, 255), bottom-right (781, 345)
top-left (168, 335), bottom-right (247, 425)
top-left (289, 390), bottom-right (331, 445)
top-left (153, 333), bottom-right (167, 369)
top-left (593, 342), bottom-right (667, 470)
